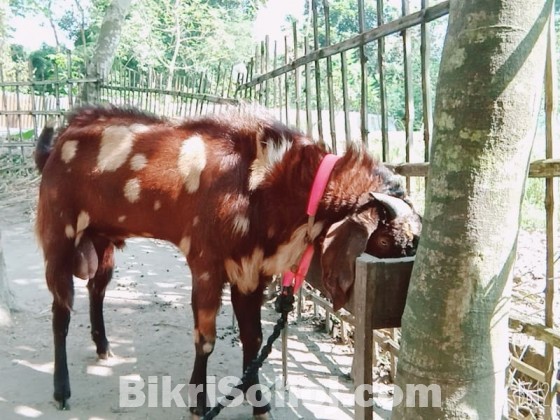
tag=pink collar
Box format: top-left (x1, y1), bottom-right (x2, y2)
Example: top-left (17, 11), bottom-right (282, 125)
top-left (282, 153), bottom-right (341, 292)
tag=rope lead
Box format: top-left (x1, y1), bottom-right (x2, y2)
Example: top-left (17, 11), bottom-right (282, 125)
top-left (201, 287), bottom-right (295, 420)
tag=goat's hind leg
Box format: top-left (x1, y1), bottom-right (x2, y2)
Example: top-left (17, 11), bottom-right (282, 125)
top-left (85, 236), bottom-right (115, 359)
top-left (45, 245), bottom-right (75, 410)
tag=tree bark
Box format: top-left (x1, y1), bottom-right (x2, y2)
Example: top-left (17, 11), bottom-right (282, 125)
top-left (83, 0), bottom-right (132, 101)
top-left (393, 1), bottom-right (552, 418)
top-left (0, 230), bottom-right (14, 327)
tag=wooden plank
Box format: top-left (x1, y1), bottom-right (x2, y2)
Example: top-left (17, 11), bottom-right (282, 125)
top-left (509, 314), bottom-right (560, 348)
top-left (510, 357), bottom-right (546, 384)
top-left (543, 11), bottom-right (558, 416)
top-left (386, 160), bottom-right (560, 179)
top-left (353, 257), bottom-right (375, 420)
top-left (242, 1), bottom-right (450, 89)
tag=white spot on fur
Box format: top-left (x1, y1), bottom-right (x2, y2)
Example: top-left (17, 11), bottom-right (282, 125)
top-left (97, 126), bottom-right (135, 172)
top-left (118, 215), bottom-right (126, 223)
top-left (202, 342), bottom-right (214, 354)
top-left (178, 136), bottom-right (207, 193)
top-left (193, 216), bottom-right (200, 226)
top-left (124, 178), bottom-right (141, 203)
top-left (224, 248), bottom-right (264, 294)
top-left (75, 211), bottom-right (90, 246)
top-left (249, 134), bottom-right (292, 190)
top-left (199, 272), bottom-right (210, 281)
top-left (64, 224), bottom-right (75, 239)
top-left (61, 140), bottom-right (78, 164)
top-left (262, 223), bottom-right (324, 275)
top-left (76, 211), bottom-right (90, 232)
top-left (232, 215), bottom-right (250, 236)
top-left (129, 124), bottom-right (151, 134)
top-left (130, 153), bottom-right (147, 171)
top-left (179, 236), bottom-right (191, 256)
top-left (153, 200), bottom-right (161, 211)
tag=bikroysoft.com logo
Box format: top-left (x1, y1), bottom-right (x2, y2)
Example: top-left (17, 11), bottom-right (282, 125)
top-left (119, 375), bottom-right (441, 409)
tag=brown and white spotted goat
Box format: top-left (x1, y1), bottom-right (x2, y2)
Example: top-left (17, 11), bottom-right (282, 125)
top-left (35, 106), bottom-right (421, 417)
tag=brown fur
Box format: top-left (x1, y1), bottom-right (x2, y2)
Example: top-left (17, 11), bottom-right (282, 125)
top-left (35, 105), bottom-right (422, 413)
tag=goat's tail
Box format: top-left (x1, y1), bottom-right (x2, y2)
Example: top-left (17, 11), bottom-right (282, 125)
top-left (34, 119), bottom-right (56, 173)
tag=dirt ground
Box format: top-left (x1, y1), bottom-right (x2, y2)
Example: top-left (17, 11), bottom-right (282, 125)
top-left (0, 186), bottom-right (556, 420)
top-left (0, 199), bottom-right (393, 420)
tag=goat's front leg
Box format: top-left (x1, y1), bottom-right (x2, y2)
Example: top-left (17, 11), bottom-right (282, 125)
top-left (231, 279), bottom-right (271, 419)
top-left (189, 272), bottom-right (223, 418)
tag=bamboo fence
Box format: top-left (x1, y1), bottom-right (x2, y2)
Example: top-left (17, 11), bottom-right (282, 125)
top-left (0, 0), bottom-right (558, 416)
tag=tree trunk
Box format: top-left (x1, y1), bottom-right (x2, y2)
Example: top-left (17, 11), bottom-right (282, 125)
top-left (83, 0), bottom-right (132, 101)
top-left (393, 1), bottom-right (552, 418)
top-left (0, 230), bottom-right (13, 327)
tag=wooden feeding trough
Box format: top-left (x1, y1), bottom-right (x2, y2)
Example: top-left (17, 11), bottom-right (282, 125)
top-left (290, 252), bottom-right (415, 419)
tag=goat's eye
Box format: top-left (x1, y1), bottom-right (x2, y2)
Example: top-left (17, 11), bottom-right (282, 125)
top-left (377, 237), bottom-right (390, 248)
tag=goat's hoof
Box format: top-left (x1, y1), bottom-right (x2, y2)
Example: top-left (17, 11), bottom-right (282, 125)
top-left (97, 348), bottom-right (113, 360)
top-left (55, 398), bottom-right (70, 410)
top-left (189, 406), bottom-right (208, 419)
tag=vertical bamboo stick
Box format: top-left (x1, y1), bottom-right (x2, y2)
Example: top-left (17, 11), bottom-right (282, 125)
top-left (0, 66), bottom-right (12, 145)
top-left (284, 36), bottom-right (290, 125)
top-left (358, 0), bottom-right (369, 146)
top-left (341, 51), bottom-right (352, 148)
top-left (28, 61), bottom-right (38, 139)
top-left (402, 0), bottom-right (414, 192)
top-left (377, 0), bottom-right (389, 161)
top-left (312, 0), bottom-right (324, 145)
top-left (264, 36), bottom-right (270, 109)
top-left (273, 41), bottom-right (281, 121)
top-left (304, 37), bottom-right (313, 137)
top-left (420, 0), bottom-right (433, 164)
top-left (323, 0), bottom-right (337, 153)
top-left (544, 11), bottom-right (558, 419)
top-left (293, 21), bottom-right (301, 129)
top-left (14, 69), bottom-right (23, 147)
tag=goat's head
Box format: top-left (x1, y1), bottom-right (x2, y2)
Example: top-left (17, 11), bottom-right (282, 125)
top-left (320, 191), bottom-right (422, 311)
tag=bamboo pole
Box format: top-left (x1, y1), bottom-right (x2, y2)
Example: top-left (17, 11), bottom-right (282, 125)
top-left (402, 0), bottom-right (415, 193)
top-left (273, 41), bottom-right (281, 121)
top-left (420, 0), bottom-right (433, 164)
top-left (284, 36), bottom-right (290, 125)
top-left (543, 11), bottom-right (558, 418)
top-left (340, 51), bottom-right (352, 148)
top-left (377, 0), bottom-right (389, 161)
top-left (323, 0), bottom-right (337, 153)
top-left (293, 21), bottom-right (301, 129)
top-left (358, 0), bottom-right (369, 145)
top-left (264, 36), bottom-right (270, 108)
top-left (312, 0), bottom-right (324, 145)
top-left (242, 2), bottom-right (450, 89)
top-left (304, 37), bottom-right (313, 137)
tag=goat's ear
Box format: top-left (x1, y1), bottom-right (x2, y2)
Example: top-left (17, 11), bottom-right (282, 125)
top-left (320, 213), bottom-right (377, 311)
